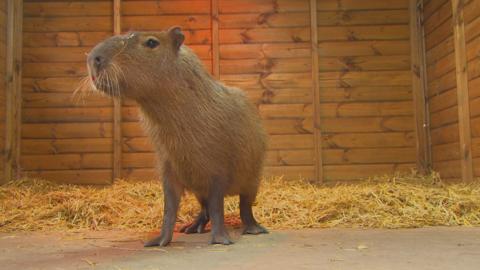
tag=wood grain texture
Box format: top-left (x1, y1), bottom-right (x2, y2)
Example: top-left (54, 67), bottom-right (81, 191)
top-left (310, 0), bottom-right (323, 182)
top-left (410, 0), bottom-right (431, 172)
top-left (451, 0), bottom-right (473, 182)
top-left (113, 0), bottom-right (122, 181)
top-left (0, 4), bottom-right (6, 182)
top-left (4, 0), bottom-right (22, 182)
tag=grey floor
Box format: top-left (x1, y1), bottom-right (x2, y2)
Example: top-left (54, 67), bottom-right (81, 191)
top-left (1, 227), bottom-right (479, 270)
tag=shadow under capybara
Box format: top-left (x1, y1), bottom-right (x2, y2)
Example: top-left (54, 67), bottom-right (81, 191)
top-left (84, 26), bottom-right (268, 246)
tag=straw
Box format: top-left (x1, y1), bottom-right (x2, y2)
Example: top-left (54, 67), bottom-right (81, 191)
top-left (1, 172), bottom-right (479, 232)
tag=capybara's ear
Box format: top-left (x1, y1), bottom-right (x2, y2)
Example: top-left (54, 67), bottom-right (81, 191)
top-left (168, 26), bottom-right (185, 52)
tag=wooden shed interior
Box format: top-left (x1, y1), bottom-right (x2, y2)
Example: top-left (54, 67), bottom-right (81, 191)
top-left (0, 0), bottom-right (479, 185)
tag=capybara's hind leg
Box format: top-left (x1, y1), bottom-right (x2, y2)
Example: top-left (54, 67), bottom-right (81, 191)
top-left (144, 162), bottom-right (183, 247)
top-left (180, 198), bottom-right (209, 234)
top-left (208, 177), bottom-right (233, 245)
top-left (240, 193), bottom-right (268, 235)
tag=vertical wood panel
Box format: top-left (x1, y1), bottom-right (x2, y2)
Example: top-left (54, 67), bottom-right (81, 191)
top-left (211, 0), bottom-right (219, 78)
top-left (4, 0), bottom-right (22, 182)
top-left (310, 0), bottom-right (323, 183)
top-left (451, 0), bottom-right (473, 182)
top-left (113, 0), bottom-right (122, 181)
top-left (410, 0), bottom-right (431, 172)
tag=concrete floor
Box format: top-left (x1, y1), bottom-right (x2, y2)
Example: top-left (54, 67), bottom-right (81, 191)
top-left (0, 227), bottom-right (479, 270)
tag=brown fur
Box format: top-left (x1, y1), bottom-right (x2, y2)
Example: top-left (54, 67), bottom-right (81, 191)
top-left (82, 27), bottom-right (268, 245)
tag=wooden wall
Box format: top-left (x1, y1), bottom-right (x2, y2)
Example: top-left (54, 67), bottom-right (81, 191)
top-left (21, 1), bottom-right (114, 184)
top-left (423, 0), bottom-right (460, 179)
top-left (421, 0), bottom-right (480, 181)
top-left (315, 0), bottom-right (416, 180)
top-left (14, 0), bottom-right (424, 184)
top-left (464, 0), bottom-right (480, 177)
top-left (0, 1), bottom-right (6, 183)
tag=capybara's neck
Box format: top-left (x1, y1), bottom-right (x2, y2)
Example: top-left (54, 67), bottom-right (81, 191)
top-left (136, 46), bottom-right (223, 135)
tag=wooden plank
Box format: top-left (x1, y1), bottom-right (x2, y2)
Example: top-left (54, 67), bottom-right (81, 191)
top-left (317, 25), bottom-right (410, 41)
top-left (322, 132), bottom-right (415, 149)
top-left (211, 0), bottom-right (219, 78)
top-left (113, 0), bottom-right (122, 181)
top-left (4, 0), bottom-right (23, 183)
top-left (22, 123), bottom-right (113, 139)
top-left (263, 166), bottom-right (314, 181)
top-left (323, 147), bottom-right (416, 164)
top-left (122, 15), bottom-right (211, 31)
top-left (21, 153), bottom-right (112, 170)
top-left (24, 17), bottom-right (113, 32)
top-left (432, 159), bottom-right (462, 179)
top-left (310, 0), bottom-right (322, 182)
top-left (316, 0), bottom-right (409, 11)
top-left (22, 138), bottom-right (113, 154)
top-left (323, 164), bottom-right (414, 181)
top-left (410, 0), bottom-right (431, 173)
top-left (321, 116), bottom-right (414, 133)
top-left (219, 0), bottom-right (309, 14)
top-left (425, 17), bottom-right (453, 50)
top-left (122, 1), bottom-right (210, 15)
top-left (316, 10), bottom-right (409, 26)
top-left (451, 0), bottom-right (473, 182)
top-left (24, 2), bottom-right (112, 17)
top-left (431, 142), bottom-right (461, 161)
top-left (430, 123), bottom-right (459, 145)
top-left (24, 169), bottom-right (112, 185)
top-left (220, 28), bottom-right (310, 44)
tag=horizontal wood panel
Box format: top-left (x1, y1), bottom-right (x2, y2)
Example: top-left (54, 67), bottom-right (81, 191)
top-left (122, 1), bottom-right (211, 15)
top-left (22, 123), bottom-right (113, 138)
top-left (23, 107), bottom-right (113, 123)
top-left (21, 153), bottom-right (112, 170)
top-left (22, 138), bottom-right (113, 154)
top-left (122, 15), bottom-right (211, 30)
top-left (24, 1), bottom-right (112, 17)
top-left (323, 163), bottom-right (414, 181)
top-left (316, 0), bottom-right (409, 11)
top-left (220, 28), bottom-right (310, 44)
top-left (316, 10), bottom-right (409, 26)
top-left (432, 160), bottom-right (462, 179)
top-left (322, 132), bottom-right (415, 148)
top-left (24, 17), bottom-right (113, 32)
top-left (317, 25), bottom-right (409, 41)
top-left (25, 170), bottom-right (112, 185)
top-left (323, 147), bottom-right (415, 164)
top-left (432, 142), bottom-right (461, 162)
top-left (219, 0), bottom-right (309, 14)
top-left (430, 123), bottom-right (460, 145)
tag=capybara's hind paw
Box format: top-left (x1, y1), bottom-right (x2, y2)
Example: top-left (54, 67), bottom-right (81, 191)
top-left (209, 231), bottom-right (233, 245)
top-left (180, 216), bottom-right (209, 234)
top-left (243, 224), bottom-right (269, 235)
top-left (144, 235), bottom-right (171, 247)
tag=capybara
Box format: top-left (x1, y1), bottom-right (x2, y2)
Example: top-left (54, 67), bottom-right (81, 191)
top-left (85, 26), bottom-right (268, 246)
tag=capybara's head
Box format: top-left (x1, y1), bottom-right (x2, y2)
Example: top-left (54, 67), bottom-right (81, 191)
top-left (85, 26), bottom-right (185, 99)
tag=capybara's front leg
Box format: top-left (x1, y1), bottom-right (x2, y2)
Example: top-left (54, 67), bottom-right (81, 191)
top-left (208, 177), bottom-right (233, 245)
top-left (144, 162), bottom-right (182, 247)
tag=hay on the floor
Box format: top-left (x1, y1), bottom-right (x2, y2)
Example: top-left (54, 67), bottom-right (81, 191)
top-left (1, 172), bottom-right (480, 232)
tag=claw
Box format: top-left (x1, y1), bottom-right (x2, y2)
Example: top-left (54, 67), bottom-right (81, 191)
top-left (144, 235), bottom-right (172, 247)
top-left (243, 224), bottom-right (269, 235)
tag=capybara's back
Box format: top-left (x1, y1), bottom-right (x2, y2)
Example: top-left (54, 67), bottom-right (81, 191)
top-left (86, 26), bottom-right (268, 246)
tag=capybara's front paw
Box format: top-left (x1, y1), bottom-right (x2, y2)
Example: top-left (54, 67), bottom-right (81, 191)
top-left (209, 231), bottom-right (233, 245)
top-left (243, 224), bottom-right (269, 235)
top-left (144, 235), bottom-right (172, 247)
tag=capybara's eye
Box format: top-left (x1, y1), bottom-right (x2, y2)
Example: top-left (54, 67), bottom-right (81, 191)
top-left (145, 38), bottom-right (159, 49)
